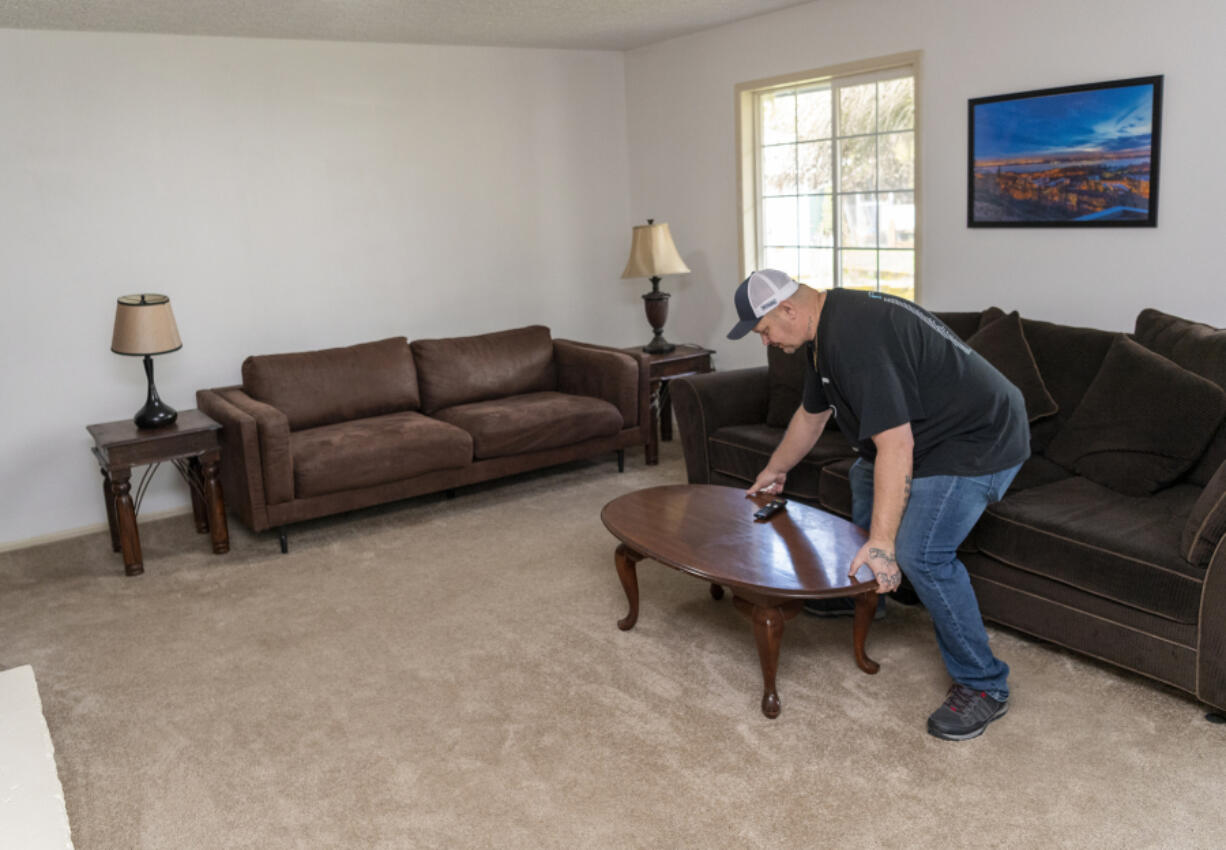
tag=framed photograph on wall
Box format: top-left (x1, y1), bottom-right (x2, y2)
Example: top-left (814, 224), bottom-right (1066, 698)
top-left (968, 75), bottom-right (1163, 227)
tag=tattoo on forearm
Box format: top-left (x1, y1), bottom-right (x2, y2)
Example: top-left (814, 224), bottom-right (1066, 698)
top-left (868, 547), bottom-right (898, 567)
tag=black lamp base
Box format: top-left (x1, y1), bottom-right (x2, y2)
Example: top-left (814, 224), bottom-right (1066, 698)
top-left (134, 355), bottom-right (178, 429)
top-left (641, 282), bottom-right (676, 355)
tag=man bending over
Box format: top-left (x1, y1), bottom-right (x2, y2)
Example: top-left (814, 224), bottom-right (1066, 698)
top-left (727, 269), bottom-right (1028, 741)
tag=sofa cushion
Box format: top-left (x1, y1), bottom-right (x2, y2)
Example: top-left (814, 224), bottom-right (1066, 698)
top-left (290, 412), bottom-right (472, 498)
top-left (1134, 309), bottom-right (1226, 486)
top-left (932, 311), bottom-right (984, 342)
top-left (973, 476), bottom-right (1204, 623)
top-left (966, 311), bottom-right (1058, 423)
top-left (1045, 336), bottom-right (1226, 495)
top-left (433, 391), bottom-right (622, 459)
top-left (243, 337), bottom-right (420, 431)
top-left (1017, 318), bottom-right (1119, 455)
top-left (412, 325), bottom-right (556, 415)
top-left (1183, 460), bottom-right (1226, 565)
top-left (817, 456), bottom-right (856, 519)
top-left (707, 424), bottom-right (855, 501)
top-left (1006, 454), bottom-right (1071, 494)
top-left (765, 346), bottom-right (808, 427)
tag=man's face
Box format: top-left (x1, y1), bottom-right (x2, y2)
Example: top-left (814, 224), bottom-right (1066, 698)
top-left (752, 303), bottom-right (804, 353)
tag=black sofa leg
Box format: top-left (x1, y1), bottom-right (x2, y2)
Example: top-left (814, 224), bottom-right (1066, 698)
top-left (445, 489), bottom-right (457, 500)
top-left (278, 527), bottom-right (288, 554)
top-left (1207, 711), bottom-right (1226, 724)
top-left (617, 449), bottom-right (625, 473)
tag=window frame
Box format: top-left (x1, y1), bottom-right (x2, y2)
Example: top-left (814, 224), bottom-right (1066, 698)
top-left (735, 51), bottom-right (923, 300)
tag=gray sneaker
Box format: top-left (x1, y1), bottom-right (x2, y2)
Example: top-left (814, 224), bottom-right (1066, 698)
top-left (926, 683), bottom-right (1008, 741)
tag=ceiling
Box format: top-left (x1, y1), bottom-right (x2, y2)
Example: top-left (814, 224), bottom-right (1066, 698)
top-left (0, 0), bottom-right (815, 51)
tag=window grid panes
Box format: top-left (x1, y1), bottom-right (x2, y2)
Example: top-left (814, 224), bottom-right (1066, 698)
top-left (756, 71), bottom-right (915, 300)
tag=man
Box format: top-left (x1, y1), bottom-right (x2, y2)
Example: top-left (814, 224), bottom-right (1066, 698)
top-left (727, 269), bottom-right (1028, 741)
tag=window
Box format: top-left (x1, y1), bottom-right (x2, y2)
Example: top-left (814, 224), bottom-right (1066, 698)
top-left (737, 55), bottom-right (919, 300)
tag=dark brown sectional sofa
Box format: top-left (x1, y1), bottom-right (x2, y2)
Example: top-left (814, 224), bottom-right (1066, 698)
top-left (672, 308), bottom-right (1226, 714)
top-left (198, 325), bottom-right (649, 549)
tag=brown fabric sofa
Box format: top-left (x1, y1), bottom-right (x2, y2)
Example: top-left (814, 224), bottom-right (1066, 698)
top-left (672, 308), bottom-right (1226, 714)
top-left (198, 325), bottom-right (649, 547)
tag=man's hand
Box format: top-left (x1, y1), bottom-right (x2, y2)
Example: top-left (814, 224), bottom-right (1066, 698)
top-left (849, 538), bottom-right (903, 594)
top-left (747, 468), bottom-right (786, 497)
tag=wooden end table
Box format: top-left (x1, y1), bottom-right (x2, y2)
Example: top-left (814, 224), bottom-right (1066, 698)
top-left (622, 344), bottom-right (714, 465)
top-left (87, 409), bottom-right (230, 576)
top-left (601, 484), bottom-right (878, 718)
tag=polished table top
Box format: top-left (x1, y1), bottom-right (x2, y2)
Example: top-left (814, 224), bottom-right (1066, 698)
top-left (601, 484), bottom-right (875, 599)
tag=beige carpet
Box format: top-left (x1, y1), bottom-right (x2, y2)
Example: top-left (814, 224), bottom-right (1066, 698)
top-left (2, 443), bottom-right (1224, 849)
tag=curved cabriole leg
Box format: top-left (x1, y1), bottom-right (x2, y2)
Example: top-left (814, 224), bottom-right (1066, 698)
top-left (853, 591), bottom-right (880, 674)
top-left (734, 596), bottom-right (785, 718)
top-left (614, 543), bottom-right (643, 631)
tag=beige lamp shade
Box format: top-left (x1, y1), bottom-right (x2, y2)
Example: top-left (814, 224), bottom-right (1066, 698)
top-left (111, 294), bottom-right (182, 356)
top-left (621, 221), bottom-right (690, 279)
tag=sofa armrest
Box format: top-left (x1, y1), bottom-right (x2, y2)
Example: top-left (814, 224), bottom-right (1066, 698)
top-left (671, 367), bottom-right (770, 484)
top-left (554, 340), bottom-right (649, 441)
top-left (1198, 535), bottom-right (1226, 712)
top-left (199, 386), bottom-right (294, 513)
top-left (197, 388), bottom-right (266, 531)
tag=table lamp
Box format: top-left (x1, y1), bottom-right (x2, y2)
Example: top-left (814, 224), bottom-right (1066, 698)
top-left (111, 294), bottom-right (182, 428)
top-left (621, 218), bottom-right (690, 354)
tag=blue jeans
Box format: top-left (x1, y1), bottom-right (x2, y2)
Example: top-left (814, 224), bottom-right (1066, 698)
top-left (850, 459), bottom-right (1021, 701)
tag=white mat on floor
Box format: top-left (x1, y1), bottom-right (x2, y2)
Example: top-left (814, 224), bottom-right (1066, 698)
top-left (0, 665), bottom-right (74, 849)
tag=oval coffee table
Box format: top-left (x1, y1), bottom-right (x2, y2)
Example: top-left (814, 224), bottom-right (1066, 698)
top-left (601, 484), bottom-right (879, 718)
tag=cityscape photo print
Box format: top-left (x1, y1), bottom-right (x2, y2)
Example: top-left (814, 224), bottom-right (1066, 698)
top-left (968, 76), bottom-right (1162, 227)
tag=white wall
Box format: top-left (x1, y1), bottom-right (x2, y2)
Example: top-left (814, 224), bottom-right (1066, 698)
top-left (0, 29), bottom-right (637, 547)
top-left (625, 0), bottom-right (1226, 370)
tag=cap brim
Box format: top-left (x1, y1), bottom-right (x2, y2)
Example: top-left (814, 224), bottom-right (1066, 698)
top-left (726, 317), bottom-right (757, 340)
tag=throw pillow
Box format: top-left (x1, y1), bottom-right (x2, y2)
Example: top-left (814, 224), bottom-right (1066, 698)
top-left (765, 345), bottom-right (809, 428)
top-left (966, 310), bottom-right (1059, 423)
top-left (1045, 336), bottom-right (1226, 496)
top-left (1182, 459), bottom-right (1226, 566)
top-left (978, 306), bottom-right (1006, 331)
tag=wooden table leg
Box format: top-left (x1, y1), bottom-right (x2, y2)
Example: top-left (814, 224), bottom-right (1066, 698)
top-left (659, 380), bottom-right (673, 442)
top-left (187, 457), bottom-right (209, 534)
top-left (202, 453), bottom-right (230, 555)
top-left (614, 543), bottom-right (643, 630)
top-left (645, 382), bottom-right (660, 466)
top-left (852, 591), bottom-right (880, 674)
top-left (100, 467), bottom-right (121, 553)
top-left (733, 595), bottom-right (803, 718)
top-left (110, 467), bottom-right (143, 576)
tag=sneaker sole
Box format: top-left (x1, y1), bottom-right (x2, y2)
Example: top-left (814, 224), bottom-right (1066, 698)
top-left (926, 703), bottom-right (1008, 742)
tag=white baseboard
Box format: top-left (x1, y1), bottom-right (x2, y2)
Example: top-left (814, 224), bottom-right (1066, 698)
top-left (0, 506), bottom-right (194, 554)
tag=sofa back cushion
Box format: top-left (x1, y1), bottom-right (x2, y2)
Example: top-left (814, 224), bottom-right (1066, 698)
top-left (1018, 318), bottom-right (1118, 453)
top-left (242, 337), bottom-right (420, 431)
top-left (765, 346), bottom-right (808, 427)
top-left (1045, 336), bottom-right (1226, 495)
top-left (966, 311), bottom-right (1058, 423)
top-left (412, 325), bottom-right (556, 414)
top-left (1134, 309), bottom-right (1226, 486)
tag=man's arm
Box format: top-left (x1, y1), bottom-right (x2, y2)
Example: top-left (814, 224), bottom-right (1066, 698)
top-left (848, 422), bottom-right (914, 592)
top-left (747, 406), bottom-right (832, 495)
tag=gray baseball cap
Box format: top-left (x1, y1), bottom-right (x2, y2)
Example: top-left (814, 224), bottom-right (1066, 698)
top-left (727, 269), bottom-right (800, 340)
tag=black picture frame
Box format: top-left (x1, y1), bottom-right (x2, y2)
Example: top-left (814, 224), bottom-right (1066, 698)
top-left (968, 75), bottom-right (1163, 228)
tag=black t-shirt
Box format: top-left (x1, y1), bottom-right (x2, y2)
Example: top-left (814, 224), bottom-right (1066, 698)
top-left (802, 289), bottom-right (1029, 478)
